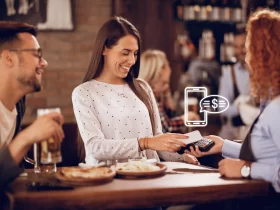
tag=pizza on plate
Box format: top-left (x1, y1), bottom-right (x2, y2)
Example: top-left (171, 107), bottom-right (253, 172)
top-left (60, 167), bottom-right (113, 179)
top-left (116, 161), bottom-right (160, 172)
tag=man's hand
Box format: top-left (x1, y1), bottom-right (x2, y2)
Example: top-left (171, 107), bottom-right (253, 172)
top-left (22, 112), bottom-right (64, 145)
top-left (9, 112), bottom-right (64, 164)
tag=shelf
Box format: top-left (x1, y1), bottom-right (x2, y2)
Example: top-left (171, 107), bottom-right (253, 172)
top-left (170, 57), bottom-right (236, 66)
top-left (175, 19), bottom-right (245, 25)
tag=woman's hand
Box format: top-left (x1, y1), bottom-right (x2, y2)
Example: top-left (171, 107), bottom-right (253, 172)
top-left (185, 135), bottom-right (224, 157)
top-left (218, 158), bottom-right (246, 178)
top-left (140, 133), bottom-right (187, 152)
top-left (184, 154), bottom-right (200, 165)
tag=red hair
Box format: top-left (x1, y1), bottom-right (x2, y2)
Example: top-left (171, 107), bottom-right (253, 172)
top-left (246, 9), bottom-right (280, 100)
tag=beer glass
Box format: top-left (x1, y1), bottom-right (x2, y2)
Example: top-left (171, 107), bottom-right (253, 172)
top-left (187, 97), bottom-right (198, 132)
top-left (187, 97), bottom-right (198, 114)
top-left (24, 108), bottom-right (62, 173)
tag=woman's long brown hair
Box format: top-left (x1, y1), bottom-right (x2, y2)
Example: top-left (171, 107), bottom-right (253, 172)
top-left (77, 17), bottom-right (156, 161)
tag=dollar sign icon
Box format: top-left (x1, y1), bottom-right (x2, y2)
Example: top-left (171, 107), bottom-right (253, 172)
top-left (212, 98), bottom-right (218, 111)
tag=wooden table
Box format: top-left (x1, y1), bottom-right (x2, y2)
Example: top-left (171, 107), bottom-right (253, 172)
top-left (3, 162), bottom-right (273, 210)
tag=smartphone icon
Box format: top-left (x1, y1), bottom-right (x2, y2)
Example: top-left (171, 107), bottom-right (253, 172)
top-left (184, 87), bottom-right (208, 127)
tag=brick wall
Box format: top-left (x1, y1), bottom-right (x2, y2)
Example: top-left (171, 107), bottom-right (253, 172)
top-left (23, 0), bottom-right (112, 124)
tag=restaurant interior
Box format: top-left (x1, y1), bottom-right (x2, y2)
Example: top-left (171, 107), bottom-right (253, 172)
top-left (1, 0), bottom-right (280, 210)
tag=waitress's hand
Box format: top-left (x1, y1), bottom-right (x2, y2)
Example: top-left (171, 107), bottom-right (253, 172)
top-left (185, 135), bottom-right (224, 157)
top-left (218, 158), bottom-right (248, 178)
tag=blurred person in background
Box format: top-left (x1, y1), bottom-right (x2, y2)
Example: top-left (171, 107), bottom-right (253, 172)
top-left (218, 27), bottom-right (259, 140)
top-left (186, 10), bottom-right (280, 208)
top-left (0, 21), bottom-right (64, 188)
top-left (72, 17), bottom-right (199, 166)
top-left (175, 37), bottom-right (221, 115)
top-left (139, 49), bottom-right (199, 134)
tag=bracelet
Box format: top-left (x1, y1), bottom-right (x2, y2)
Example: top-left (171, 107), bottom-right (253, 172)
top-left (144, 137), bottom-right (148, 150)
top-left (144, 137), bottom-right (147, 150)
top-left (138, 138), bottom-right (145, 151)
top-left (137, 138), bottom-right (142, 151)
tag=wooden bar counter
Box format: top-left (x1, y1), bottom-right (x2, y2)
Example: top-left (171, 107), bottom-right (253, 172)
top-left (3, 162), bottom-right (273, 210)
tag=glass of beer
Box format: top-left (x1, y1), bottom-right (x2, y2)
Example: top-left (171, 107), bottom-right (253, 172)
top-left (24, 108), bottom-right (62, 173)
top-left (37, 108), bottom-right (62, 163)
top-left (187, 97), bottom-right (198, 132)
top-left (187, 97), bottom-right (198, 114)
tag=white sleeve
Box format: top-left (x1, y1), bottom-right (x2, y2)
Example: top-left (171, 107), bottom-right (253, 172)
top-left (72, 86), bottom-right (141, 161)
top-left (137, 79), bottom-right (186, 162)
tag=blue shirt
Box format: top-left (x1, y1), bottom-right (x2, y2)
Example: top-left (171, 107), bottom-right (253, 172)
top-left (222, 95), bottom-right (280, 192)
top-left (219, 62), bottom-right (250, 117)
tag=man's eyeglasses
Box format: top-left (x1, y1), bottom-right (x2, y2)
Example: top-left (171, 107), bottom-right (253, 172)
top-left (9, 48), bottom-right (43, 61)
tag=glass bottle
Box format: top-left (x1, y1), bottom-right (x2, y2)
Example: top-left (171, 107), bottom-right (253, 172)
top-left (199, 30), bottom-right (216, 60)
top-left (198, 0), bottom-right (208, 21)
top-left (222, 0), bottom-right (231, 22)
top-left (175, 0), bottom-right (183, 20)
top-left (230, 0), bottom-right (241, 22)
top-left (193, 0), bottom-right (201, 20)
top-left (210, 0), bottom-right (220, 21)
top-left (183, 0), bottom-right (195, 20)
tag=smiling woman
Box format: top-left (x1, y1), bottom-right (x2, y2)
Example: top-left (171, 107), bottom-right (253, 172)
top-left (101, 34), bottom-right (138, 82)
top-left (71, 16), bottom-right (197, 166)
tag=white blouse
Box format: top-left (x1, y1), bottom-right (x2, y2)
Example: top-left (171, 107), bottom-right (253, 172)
top-left (72, 79), bottom-right (185, 165)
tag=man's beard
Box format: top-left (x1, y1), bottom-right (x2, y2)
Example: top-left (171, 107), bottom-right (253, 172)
top-left (17, 74), bottom-right (41, 92)
top-left (17, 57), bottom-right (42, 92)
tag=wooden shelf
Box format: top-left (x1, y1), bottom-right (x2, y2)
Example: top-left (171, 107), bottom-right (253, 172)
top-left (175, 19), bottom-right (245, 25)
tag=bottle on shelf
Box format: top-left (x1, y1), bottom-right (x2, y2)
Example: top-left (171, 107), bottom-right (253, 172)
top-left (209, 0), bottom-right (220, 21)
top-left (174, 33), bottom-right (194, 60)
top-left (231, 0), bottom-right (242, 22)
top-left (193, 1), bottom-right (201, 20)
top-left (199, 30), bottom-right (216, 60)
top-left (198, 0), bottom-right (208, 21)
top-left (205, 0), bottom-right (213, 21)
top-left (240, 0), bottom-right (248, 22)
top-left (220, 32), bottom-right (235, 63)
top-left (174, 0), bottom-right (183, 20)
top-left (226, 32), bottom-right (235, 62)
top-left (183, 0), bottom-right (195, 20)
top-left (221, 0), bottom-right (231, 22)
